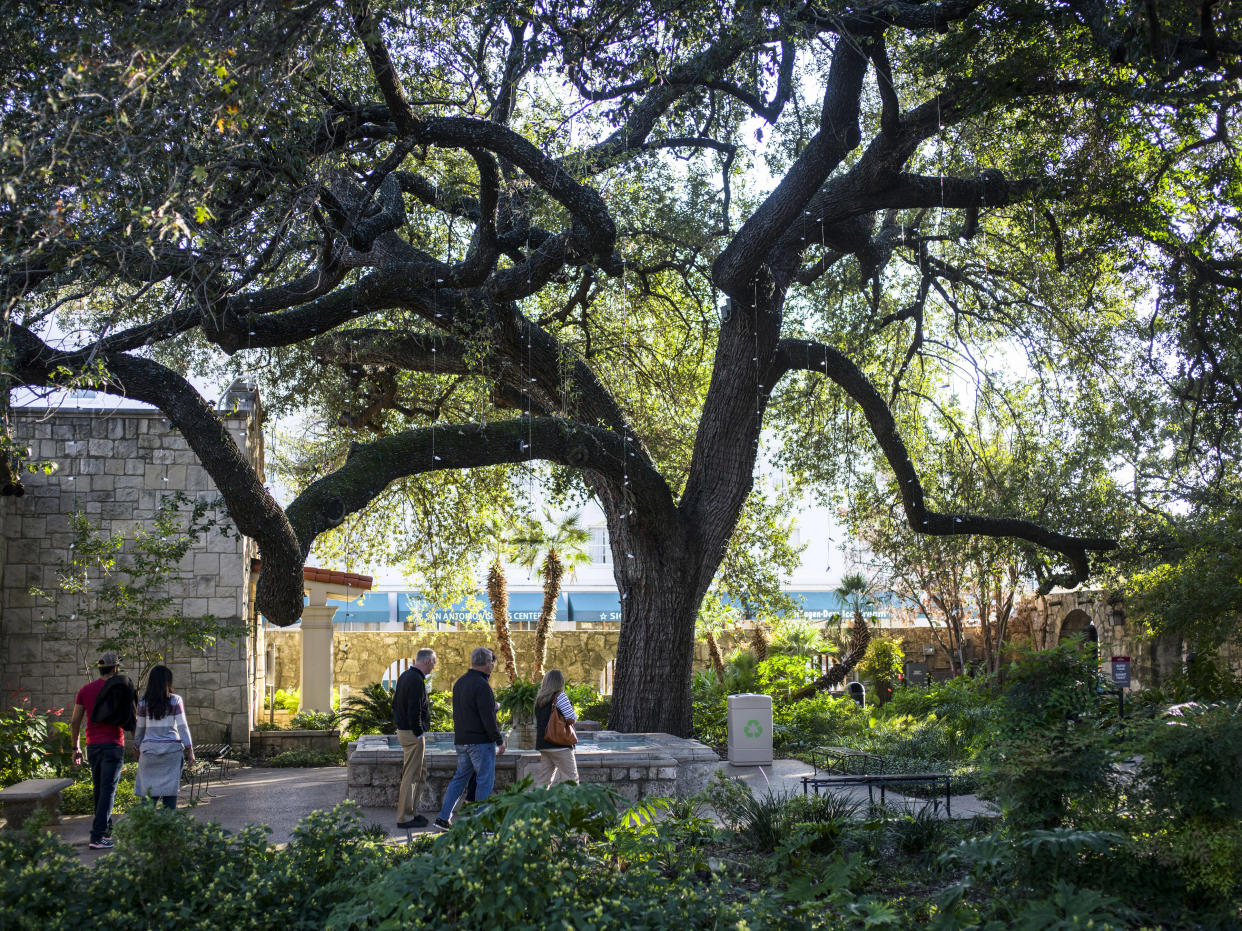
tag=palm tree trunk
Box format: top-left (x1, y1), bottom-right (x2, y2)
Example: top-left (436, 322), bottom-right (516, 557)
top-left (487, 560), bottom-right (518, 681)
top-left (705, 630), bottom-right (726, 681)
top-left (532, 550), bottom-right (563, 679)
top-left (788, 618), bottom-right (871, 701)
top-left (750, 624), bottom-right (768, 663)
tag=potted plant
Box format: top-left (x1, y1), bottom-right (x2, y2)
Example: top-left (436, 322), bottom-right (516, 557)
top-left (496, 678), bottom-right (539, 749)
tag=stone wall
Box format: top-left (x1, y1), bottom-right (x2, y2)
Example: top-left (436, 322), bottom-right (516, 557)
top-left (267, 629), bottom-right (622, 693)
top-left (268, 625), bottom-right (987, 697)
top-left (0, 402), bottom-right (261, 747)
top-left (268, 598), bottom-right (1227, 704)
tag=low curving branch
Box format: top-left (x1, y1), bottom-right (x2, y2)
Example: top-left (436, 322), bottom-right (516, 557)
top-left (774, 337), bottom-right (1117, 588)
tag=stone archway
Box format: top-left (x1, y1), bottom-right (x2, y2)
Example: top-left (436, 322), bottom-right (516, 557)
top-left (1059, 608), bottom-right (1092, 642)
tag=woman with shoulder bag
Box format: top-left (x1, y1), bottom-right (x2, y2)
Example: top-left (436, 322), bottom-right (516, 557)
top-left (133, 665), bottom-right (194, 808)
top-left (533, 669), bottom-right (579, 787)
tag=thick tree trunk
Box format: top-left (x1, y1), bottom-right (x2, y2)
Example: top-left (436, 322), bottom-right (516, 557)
top-left (606, 513), bottom-right (703, 735)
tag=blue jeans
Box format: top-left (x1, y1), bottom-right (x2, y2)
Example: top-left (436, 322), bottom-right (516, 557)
top-left (88, 743), bottom-right (124, 842)
top-left (437, 743), bottom-right (497, 820)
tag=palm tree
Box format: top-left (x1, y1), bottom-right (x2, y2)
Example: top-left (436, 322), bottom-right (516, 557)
top-left (512, 510), bottom-right (591, 678)
top-left (482, 516), bottom-right (518, 682)
top-left (834, 572), bottom-right (876, 645)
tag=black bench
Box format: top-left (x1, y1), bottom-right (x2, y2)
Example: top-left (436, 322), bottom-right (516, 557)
top-left (801, 772), bottom-right (952, 815)
top-left (196, 725), bottom-right (234, 782)
top-left (810, 746), bottom-right (886, 775)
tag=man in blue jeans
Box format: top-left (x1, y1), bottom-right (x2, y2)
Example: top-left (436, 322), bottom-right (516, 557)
top-left (70, 652), bottom-right (127, 850)
top-left (434, 646), bottom-right (506, 830)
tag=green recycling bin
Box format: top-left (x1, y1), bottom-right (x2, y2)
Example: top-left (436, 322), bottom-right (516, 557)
top-left (727, 693), bottom-right (773, 765)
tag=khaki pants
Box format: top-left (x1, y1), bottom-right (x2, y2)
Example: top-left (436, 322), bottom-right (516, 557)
top-left (537, 748), bottom-right (578, 787)
top-left (396, 730), bottom-right (427, 822)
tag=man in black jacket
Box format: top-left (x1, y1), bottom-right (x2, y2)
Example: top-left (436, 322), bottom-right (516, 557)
top-left (392, 648), bottom-right (437, 828)
top-left (434, 646), bottom-right (506, 830)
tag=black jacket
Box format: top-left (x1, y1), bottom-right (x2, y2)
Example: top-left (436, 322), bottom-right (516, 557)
top-left (392, 666), bottom-right (430, 735)
top-left (451, 669), bottom-right (503, 745)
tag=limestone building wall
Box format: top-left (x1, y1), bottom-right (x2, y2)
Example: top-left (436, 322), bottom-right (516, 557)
top-left (0, 401), bottom-right (261, 746)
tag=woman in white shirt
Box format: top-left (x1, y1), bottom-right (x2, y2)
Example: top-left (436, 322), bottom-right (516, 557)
top-left (533, 669), bottom-right (579, 787)
top-left (134, 665), bottom-right (194, 808)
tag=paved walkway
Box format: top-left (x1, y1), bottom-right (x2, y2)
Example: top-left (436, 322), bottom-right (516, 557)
top-left (52, 758), bottom-right (996, 862)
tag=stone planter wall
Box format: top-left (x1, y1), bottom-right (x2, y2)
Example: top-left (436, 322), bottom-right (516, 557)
top-left (347, 732), bottom-right (720, 809)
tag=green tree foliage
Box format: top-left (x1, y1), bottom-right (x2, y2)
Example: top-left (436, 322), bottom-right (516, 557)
top-left (857, 637), bottom-right (904, 705)
top-left (848, 401), bottom-right (1126, 674)
top-left (1126, 489), bottom-right (1242, 651)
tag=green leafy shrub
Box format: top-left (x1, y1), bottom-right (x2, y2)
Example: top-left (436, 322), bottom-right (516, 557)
top-left (428, 689), bottom-right (453, 731)
top-left (264, 687), bottom-right (301, 713)
top-left (993, 641), bottom-right (1099, 737)
top-left (755, 654), bottom-right (818, 699)
top-left (0, 801), bottom-right (399, 930)
top-left (61, 763), bottom-right (140, 816)
top-left (266, 748), bottom-right (345, 767)
top-left (722, 648), bottom-right (758, 694)
top-left (876, 675), bottom-right (995, 754)
top-left (1136, 702), bottom-right (1242, 820)
top-left (495, 677), bottom-right (539, 718)
top-left (325, 782), bottom-right (773, 930)
top-left (978, 725), bottom-right (1113, 829)
top-left (857, 638), bottom-right (905, 705)
top-left (290, 709), bottom-right (340, 730)
top-left (772, 691), bottom-right (866, 753)
top-left (564, 681), bottom-right (610, 724)
top-left (977, 642), bottom-right (1113, 828)
top-left (0, 703), bottom-right (71, 786)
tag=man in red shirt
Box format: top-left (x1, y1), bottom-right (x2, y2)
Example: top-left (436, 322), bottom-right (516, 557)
top-left (71, 652), bottom-right (126, 850)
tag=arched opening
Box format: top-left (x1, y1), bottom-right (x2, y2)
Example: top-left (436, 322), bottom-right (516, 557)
top-left (382, 657), bottom-right (415, 691)
top-left (1059, 608), bottom-right (1092, 642)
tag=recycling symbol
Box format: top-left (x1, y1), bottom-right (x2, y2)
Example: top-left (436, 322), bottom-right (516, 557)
top-left (744, 719), bottom-right (763, 738)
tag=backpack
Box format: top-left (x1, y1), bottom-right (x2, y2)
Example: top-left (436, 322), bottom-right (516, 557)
top-left (90, 675), bottom-right (138, 731)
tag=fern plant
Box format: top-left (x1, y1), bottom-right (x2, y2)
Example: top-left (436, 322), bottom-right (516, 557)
top-left (340, 683), bottom-right (396, 736)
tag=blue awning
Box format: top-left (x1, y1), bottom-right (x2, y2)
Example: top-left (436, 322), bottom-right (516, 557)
top-left (328, 591), bottom-right (394, 624)
top-left (786, 591), bottom-right (848, 620)
top-left (397, 591), bottom-right (566, 625)
top-left (506, 592), bottom-right (567, 623)
top-left (399, 593), bottom-right (491, 627)
top-left (568, 592), bottom-right (623, 623)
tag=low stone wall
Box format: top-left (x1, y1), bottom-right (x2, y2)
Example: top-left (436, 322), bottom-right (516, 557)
top-left (249, 729), bottom-right (341, 758)
top-left (347, 732), bottom-right (720, 808)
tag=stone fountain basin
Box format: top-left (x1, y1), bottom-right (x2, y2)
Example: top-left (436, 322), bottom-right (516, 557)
top-left (347, 731), bottom-right (720, 808)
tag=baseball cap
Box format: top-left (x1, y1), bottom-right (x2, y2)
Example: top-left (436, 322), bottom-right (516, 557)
top-left (96, 651), bottom-right (120, 669)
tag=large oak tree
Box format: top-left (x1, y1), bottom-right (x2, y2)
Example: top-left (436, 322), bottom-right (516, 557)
top-left (3, 0), bottom-right (1238, 733)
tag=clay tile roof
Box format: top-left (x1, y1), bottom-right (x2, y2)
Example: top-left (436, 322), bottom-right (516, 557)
top-left (250, 559), bottom-right (373, 591)
top-left (303, 566), bottom-right (374, 590)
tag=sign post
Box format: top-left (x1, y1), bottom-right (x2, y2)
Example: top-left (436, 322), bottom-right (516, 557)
top-left (1110, 656), bottom-right (1131, 718)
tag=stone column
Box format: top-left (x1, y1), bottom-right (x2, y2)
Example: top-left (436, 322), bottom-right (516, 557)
top-left (301, 605), bottom-right (337, 712)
